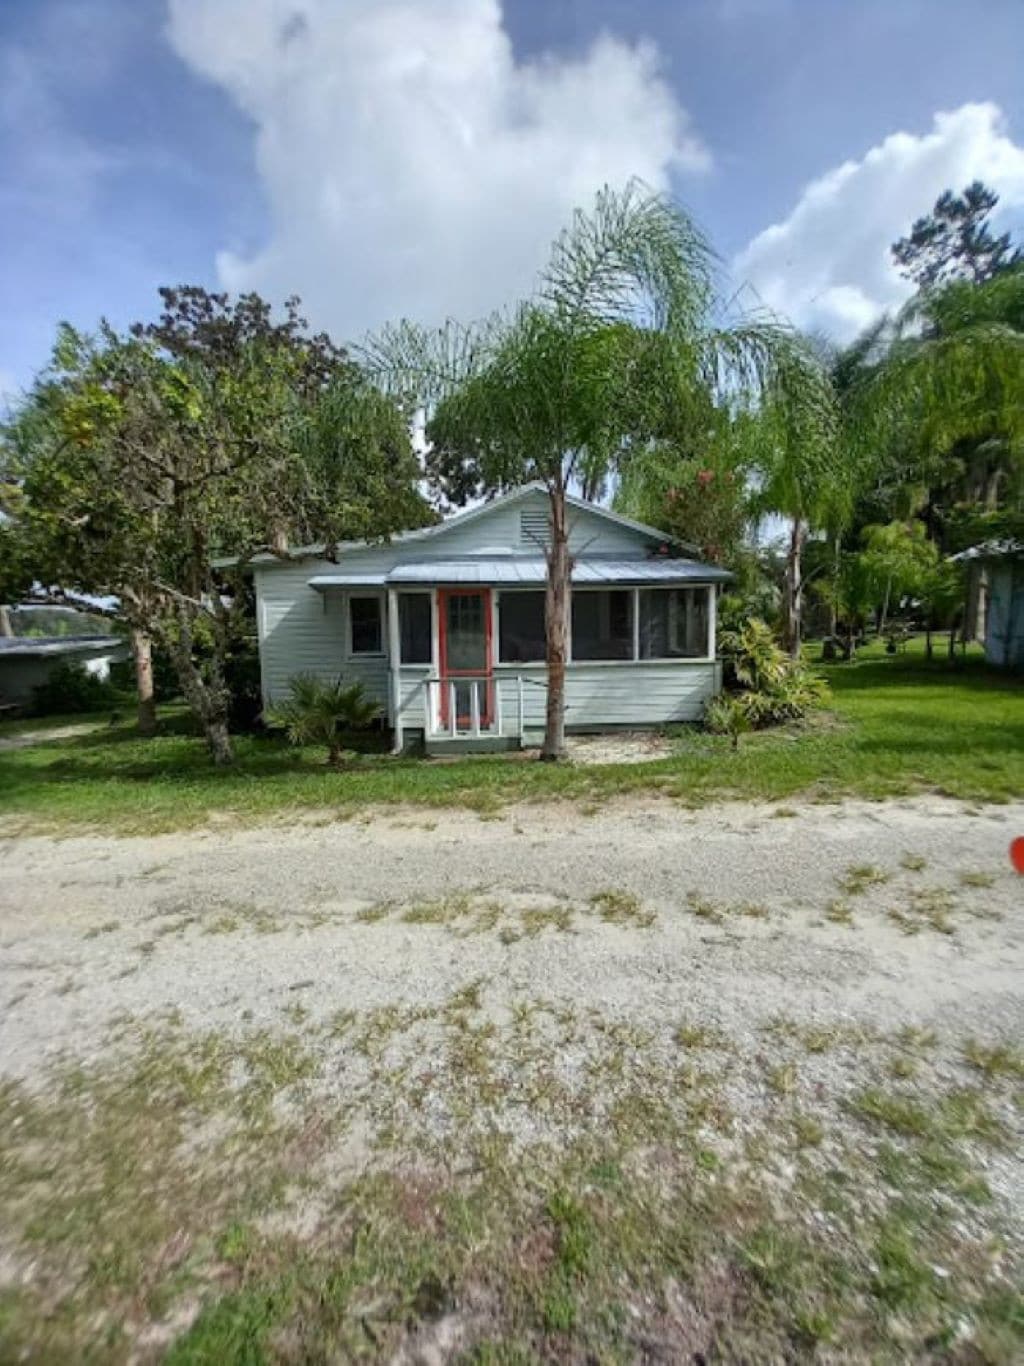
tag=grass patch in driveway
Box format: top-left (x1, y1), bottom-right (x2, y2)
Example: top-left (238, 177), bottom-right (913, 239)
top-left (1, 642), bottom-right (1021, 835)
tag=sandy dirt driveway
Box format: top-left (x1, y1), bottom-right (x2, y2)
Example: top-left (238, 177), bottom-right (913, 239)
top-left (2, 795), bottom-right (1024, 1361)
top-left (2, 795), bottom-right (1022, 1078)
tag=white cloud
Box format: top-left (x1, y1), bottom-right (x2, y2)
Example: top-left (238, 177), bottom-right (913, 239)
top-left (165, 0), bottom-right (707, 341)
top-left (733, 103), bottom-right (1024, 342)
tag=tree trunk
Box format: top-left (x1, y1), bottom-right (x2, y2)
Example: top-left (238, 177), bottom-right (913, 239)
top-left (878, 577), bottom-right (892, 637)
top-left (925, 622), bottom-right (933, 661)
top-left (132, 628), bottom-right (158, 736)
top-left (162, 606), bottom-right (234, 765)
top-left (0, 605), bottom-right (13, 638)
top-left (783, 518), bottom-right (806, 659)
top-left (541, 484), bottom-right (571, 761)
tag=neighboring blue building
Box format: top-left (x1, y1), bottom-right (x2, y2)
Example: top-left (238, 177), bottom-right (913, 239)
top-left (958, 541), bottom-right (1024, 671)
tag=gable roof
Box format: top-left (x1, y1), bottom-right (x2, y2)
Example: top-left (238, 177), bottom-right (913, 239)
top-left (240, 483), bottom-right (699, 567)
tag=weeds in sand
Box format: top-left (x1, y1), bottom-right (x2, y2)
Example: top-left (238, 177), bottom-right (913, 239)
top-left (900, 853), bottom-right (927, 873)
top-left (836, 863), bottom-right (889, 896)
top-left (674, 1022), bottom-right (727, 1050)
top-left (355, 902), bottom-right (391, 924)
top-left (962, 1039), bottom-right (1024, 1080)
top-left (684, 891), bottom-right (768, 923)
top-left (588, 890), bottom-right (655, 928)
top-left (824, 900), bottom-right (854, 926)
top-left (959, 870), bottom-right (995, 889)
top-left (767, 1063), bottom-right (798, 1096)
top-left (83, 920), bottom-right (120, 940)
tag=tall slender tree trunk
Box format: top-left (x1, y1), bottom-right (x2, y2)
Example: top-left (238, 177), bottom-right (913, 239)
top-left (541, 483), bottom-right (571, 761)
top-left (163, 607), bottom-right (234, 766)
top-left (131, 628), bottom-right (157, 736)
top-left (783, 517), bottom-right (806, 660)
top-left (878, 577), bottom-right (892, 637)
top-left (0, 605), bottom-right (13, 638)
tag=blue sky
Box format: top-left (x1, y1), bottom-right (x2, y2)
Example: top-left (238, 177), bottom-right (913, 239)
top-left (2, 0), bottom-right (1024, 400)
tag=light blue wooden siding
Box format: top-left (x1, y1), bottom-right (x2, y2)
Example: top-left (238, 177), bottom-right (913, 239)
top-left (254, 490), bottom-right (665, 706)
top-left (434, 489), bottom-right (649, 556)
top-left (985, 565), bottom-right (1024, 669)
top-left (255, 561), bottom-right (391, 707)
top-left (397, 662), bottom-right (719, 735)
top-left (499, 662), bottom-right (719, 730)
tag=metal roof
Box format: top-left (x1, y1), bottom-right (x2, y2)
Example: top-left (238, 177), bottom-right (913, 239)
top-left (0, 635), bottom-right (127, 658)
top-left (311, 558), bottom-right (730, 590)
top-left (308, 572), bottom-right (388, 589)
top-left (241, 483), bottom-right (702, 567)
top-left (951, 539), bottom-right (1024, 563)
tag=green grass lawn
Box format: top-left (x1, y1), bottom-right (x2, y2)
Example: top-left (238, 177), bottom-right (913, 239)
top-left (1, 638), bottom-right (1020, 835)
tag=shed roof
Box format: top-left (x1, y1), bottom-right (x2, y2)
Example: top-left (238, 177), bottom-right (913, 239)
top-left (309, 557), bottom-right (731, 590)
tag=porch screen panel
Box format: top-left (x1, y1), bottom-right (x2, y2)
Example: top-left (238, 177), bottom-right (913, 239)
top-left (399, 594), bottom-right (431, 664)
top-left (638, 587), bottom-right (709, 658)
top-left (572, 590), bottom-right (633, 660)
top-left (445, 593), bottom-right (486, 671)
top-left (499, 591), bottom-right (546, 662)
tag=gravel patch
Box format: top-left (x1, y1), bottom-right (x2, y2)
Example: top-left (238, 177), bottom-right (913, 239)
top-left (1, 794), bottom-right (1021, 1083)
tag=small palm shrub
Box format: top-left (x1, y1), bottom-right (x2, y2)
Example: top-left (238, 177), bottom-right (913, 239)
top-left (269, 675), bottom-right (381, 766)
top-left (707, 618), bottom-right (828, 736)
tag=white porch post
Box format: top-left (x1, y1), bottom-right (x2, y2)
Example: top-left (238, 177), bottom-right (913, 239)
top-left (387, 587), bottom-right (403, 754)
top-left (707, 584), bottom-right (717, 662)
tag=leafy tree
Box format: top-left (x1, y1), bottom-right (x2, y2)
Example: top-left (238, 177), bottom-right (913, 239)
top-left (850, 266), bottom-right (1024, 640)
top-left (9, 291), bottom-right (428, 761)
top-left (746, 360), bottom-right (844, 658)
top-left (368, 183), bottom-right (834, 757)
top-left (860, 520), bottom-right (938, 633)
top-left (269, 674), bottom-right (381, 766)
top-left (614, 413), bottom-right (755, 566)
top-left (892, 181), bottom-right (1021, 289)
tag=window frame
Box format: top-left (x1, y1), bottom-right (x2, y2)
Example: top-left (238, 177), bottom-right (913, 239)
top-left (347, 592), bottom-right (385, 657)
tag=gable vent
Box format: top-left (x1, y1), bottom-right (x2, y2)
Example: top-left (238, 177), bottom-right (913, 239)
top-left (519, 507), bottom-right (551, 549)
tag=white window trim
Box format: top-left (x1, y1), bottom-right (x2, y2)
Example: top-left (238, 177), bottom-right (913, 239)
top-left (346, 590), bottom-right (386, 658)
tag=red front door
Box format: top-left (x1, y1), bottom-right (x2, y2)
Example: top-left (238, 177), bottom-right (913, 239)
top-left (438, 588), bottom-right (493, 729)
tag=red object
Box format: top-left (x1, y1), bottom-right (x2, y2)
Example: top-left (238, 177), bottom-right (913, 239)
top-left (1011, 837), bottom-right (1024, 875)
top-left (438, 587), bottom-right (493, 729)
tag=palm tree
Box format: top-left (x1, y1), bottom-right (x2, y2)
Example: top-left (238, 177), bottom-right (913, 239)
top-left (270, 675), bottom-right (381, 766)
top-left (849, 266), bottom-right (1024, 639)
top-left (366, 182), bottom-right (835, 757)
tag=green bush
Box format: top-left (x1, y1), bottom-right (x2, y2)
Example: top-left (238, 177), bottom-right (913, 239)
top-left (31, 661), bottom-right (121, 716)
top-left (268, 675), bottom-right (382, 766)
top-left (710, 618), bottom-right (829, 732)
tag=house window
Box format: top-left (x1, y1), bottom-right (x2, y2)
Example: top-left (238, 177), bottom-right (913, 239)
top-left (638, 587), bottom-right (709, 659)
top-left (572, 590), bottom-right (633, 660)
top-left (399, 593), bottom-right (432, 664)
top-left (349, 595), bottom-right (383, 654)
top-left (499, 591), bottom-right (546, 662)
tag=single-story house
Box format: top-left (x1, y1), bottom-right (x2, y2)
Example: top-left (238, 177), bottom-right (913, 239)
top-left (956, 540), bottom-right (1024, 670)
top-left (252, 484), bottom-right (731, 752)
top-left (0, 635), bottom-right (129, 706)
